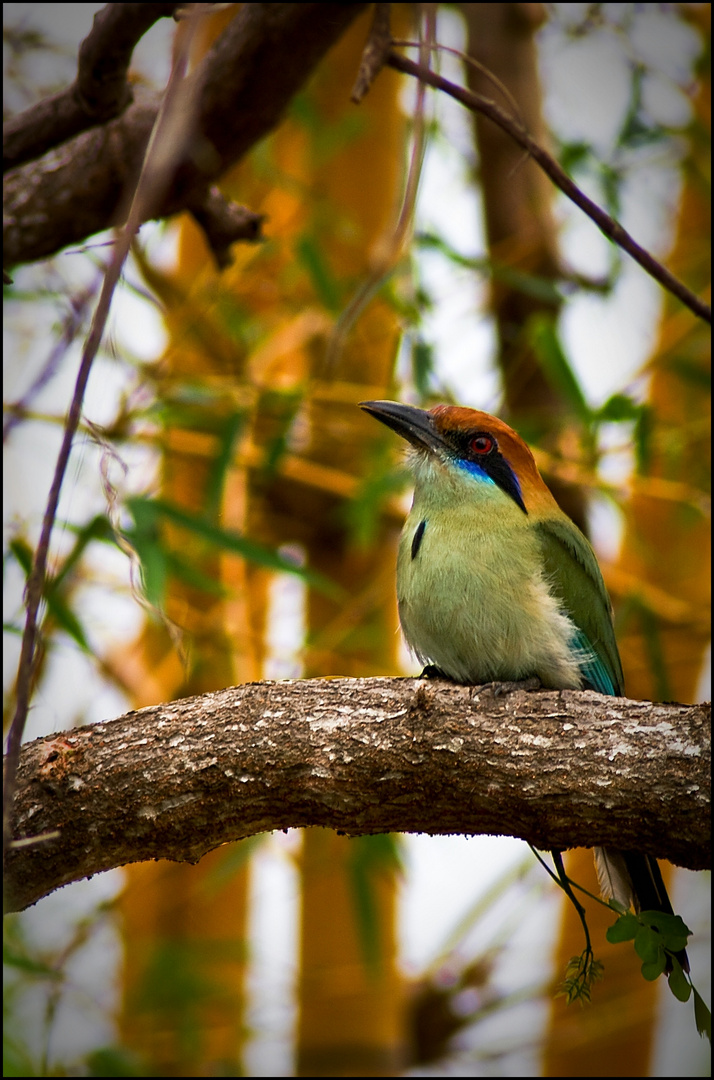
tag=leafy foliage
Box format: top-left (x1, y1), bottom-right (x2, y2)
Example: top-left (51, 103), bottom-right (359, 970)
top-left (557, 950), bottom-right (605, 1006)
top-left (124, 495), bottom-right (340, 609)
top-left (606, 906), bottom-right (710, 1039)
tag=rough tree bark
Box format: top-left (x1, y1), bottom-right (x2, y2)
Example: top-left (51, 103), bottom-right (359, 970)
top-left (3, 3), bottom-right (368, 268)
top-left (5, 678), bottom-right (710, 913)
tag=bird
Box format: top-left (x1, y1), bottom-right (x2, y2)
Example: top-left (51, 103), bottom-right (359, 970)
top-left (359, 398), bottom-right (687, 972)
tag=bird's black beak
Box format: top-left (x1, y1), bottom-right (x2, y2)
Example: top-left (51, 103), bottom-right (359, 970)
top-left (359, 400), bottom-right (447, 456)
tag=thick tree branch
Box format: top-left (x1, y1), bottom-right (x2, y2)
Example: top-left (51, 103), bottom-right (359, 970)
top-left (3, 3), bottom-right (368, 268)
top-left (4, 678), bottom-right (709, 913)
top-left (3, 4), bottom-right (180, 173)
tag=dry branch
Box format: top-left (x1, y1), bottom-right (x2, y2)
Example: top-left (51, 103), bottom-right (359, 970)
top-left (4, 3), bottom-right (368, 268)
top-left (3, 3), bottom-right (179, 172)
top-left (5, 677), bottom-right (710, 913)
top-left (386, 50), bottom-right (711, 324)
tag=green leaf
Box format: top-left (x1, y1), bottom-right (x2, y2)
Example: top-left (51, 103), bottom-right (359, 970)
top-left (255, 388), bottom-right (303, 475)
top-left (638, 910), bottom-right (692, 954)
top-left (43, 589), bottom-right (91, 651)
top-left (200, 836), bottom-right (266, 897)
top-left (203, 410), bottom-right (246, 518)
top-left (162, 550), bottom-right (226, 597)
top-left (415, 233), bottom-right (563, 301)
top-left (494, 264), bottom-right (563, 304)
top-left (633, 404), bottom-right (654, 474)
top-left (125, 497), bottom-right (341, 599)
top-left (3, 942), bottom-right (61, 979)
top-left (295, 234), bottom-right (342, 312)
top-left (606, 912), bottom-right (639, 943)
top-left (152, 380), bottom-right (243, 435)
top-left (693, 987), bottom-right (712, 1040)
top-left (8, 536), bottom-right (33, 578)
top-left (412, 338), bottom-right (434, 397)
top-left (348, 835), bottom-right (402, 977)
top-left (85, 1046), bottom-right (144, 1077)
top-left (641, 956), bottom-right (667, 981)
top-left (557, 951), bottom-right (604, 1005)
top-left (634, 600), bottom-right (672, 703)
top-left (52, 514), bottom-right (116, 588)
top-left (344, 454), bottom-right (409, 548)
top-left (528, 313), bottom-right (592, 423)
top-left (634, 925), bottom-right (664, 964)
top-left (2, 1038), bottom-right (38, 1079)
top-left (416, 230), bottom-right (486, 270)
top-left (663, 354), bottom-right (712, 389)
top-left (599, 161), bottom-right (623, 219)
top-left (596, 393), bottom-right (642, 422)
top-left (288, 89), bottom-right (366, 159)
top-left (557, 139), bottom-right (592, 173)
top-left (666, 956), bottom-right (692, 1003)
top-left (123, 500), bottom-right (168, 607)
top-left (9, 538), bottom-right (91, 652)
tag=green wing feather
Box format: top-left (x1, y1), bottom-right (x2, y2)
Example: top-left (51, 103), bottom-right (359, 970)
top-left (535, 519), bottom-right (686, 957)
top-left (535, 516), bottom-right (625, 697)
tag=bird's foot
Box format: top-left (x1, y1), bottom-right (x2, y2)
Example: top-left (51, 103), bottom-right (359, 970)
top-left (419, 664), bottom-right (452, 680)
top-left (479, 676), bottom-right (542, 696)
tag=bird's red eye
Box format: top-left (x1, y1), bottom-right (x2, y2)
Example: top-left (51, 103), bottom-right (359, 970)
top-left (470, 434), bottom-right (494, 455)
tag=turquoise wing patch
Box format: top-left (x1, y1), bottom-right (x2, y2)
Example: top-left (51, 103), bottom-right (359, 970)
top-left (572, 627), bottom-right (618, 696)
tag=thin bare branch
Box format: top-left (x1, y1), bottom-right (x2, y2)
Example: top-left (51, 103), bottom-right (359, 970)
top-left (386, 50), bottom-right (711, 324)
top-left (325, 6), bottom-right (429, 371)
top-left (351, 2), bottom-right (393, 104)
top-left (3, 282), bottom-right (99, 442)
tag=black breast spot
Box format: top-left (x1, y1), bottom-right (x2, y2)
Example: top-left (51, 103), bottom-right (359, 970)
top-left (411, 519), bottom-right (426, 560)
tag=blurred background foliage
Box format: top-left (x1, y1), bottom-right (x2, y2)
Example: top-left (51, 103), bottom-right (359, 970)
top-left (3, 3), bottom-right (710, 1076)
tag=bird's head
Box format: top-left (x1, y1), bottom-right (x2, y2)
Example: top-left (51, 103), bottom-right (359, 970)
top-left (359, 400), bottom-right (559, 516)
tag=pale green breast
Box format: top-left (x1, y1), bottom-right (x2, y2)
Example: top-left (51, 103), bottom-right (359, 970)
top-left (396, 489), bottom-right (585, 688)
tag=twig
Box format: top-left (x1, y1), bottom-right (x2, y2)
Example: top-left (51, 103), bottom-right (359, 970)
top-left (2, 4), bottom-right (211, 858)
top-left (187, 186), bottom-right (265, 268)
top-left (391, 37), bottom-right (525, 130)
top-left (386, 50), bottom-right (711, 325)
top-left (3, 282), bottom-right (99, 442)
top-left (325, 7), bottom-right (432, 370)
top-left (351, 2), bottom-right (393, 104)
top-left (551, 848), bottom-right (594, 956)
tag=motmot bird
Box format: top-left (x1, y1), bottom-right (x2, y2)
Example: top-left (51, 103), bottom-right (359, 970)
top-left (360, 399), bottom-right (686, 967)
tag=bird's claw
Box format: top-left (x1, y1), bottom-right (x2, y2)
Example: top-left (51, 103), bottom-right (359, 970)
top-left (419, 664), bottom-right (452, 679)
top-left (479, 676), bottom-right (542, 696)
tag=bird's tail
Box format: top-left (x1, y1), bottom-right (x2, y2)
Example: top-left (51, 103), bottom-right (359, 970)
top-left (594, 847), bottom-right (634, 909)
